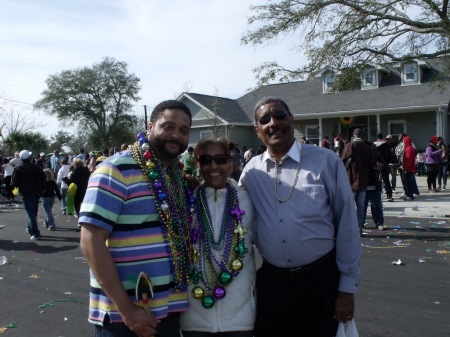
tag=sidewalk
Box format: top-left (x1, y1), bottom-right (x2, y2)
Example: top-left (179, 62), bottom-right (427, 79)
top-left (381, 175), bottom-right (450, 218)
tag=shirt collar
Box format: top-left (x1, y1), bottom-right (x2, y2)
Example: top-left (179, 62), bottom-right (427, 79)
top-left (262, 140), bottom-right (301, 164)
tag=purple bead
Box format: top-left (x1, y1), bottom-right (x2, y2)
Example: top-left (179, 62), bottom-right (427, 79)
top-left (213, 286), bottom-right (226, 299)
top-left (153, 180), bottom-right (163, 189)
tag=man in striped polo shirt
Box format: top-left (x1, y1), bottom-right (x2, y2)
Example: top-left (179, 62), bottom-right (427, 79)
top-left (79, 100), bottom-right (193, 337)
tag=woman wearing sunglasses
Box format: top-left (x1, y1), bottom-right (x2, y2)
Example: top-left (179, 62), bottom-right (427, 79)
top-left (180, 138), bottom-right (256, 337)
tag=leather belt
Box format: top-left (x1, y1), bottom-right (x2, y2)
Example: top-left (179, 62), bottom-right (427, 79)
top-left (262, 249), bottom-right (335, 279)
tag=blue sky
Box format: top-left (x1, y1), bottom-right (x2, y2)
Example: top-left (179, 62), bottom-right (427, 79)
top-left (0, 0), bottom-right (302, 137)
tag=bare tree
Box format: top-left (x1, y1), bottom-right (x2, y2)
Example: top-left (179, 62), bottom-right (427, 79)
top-left (242, 0), bottom-right (450, 86)
top-left (0, 93), bottom-right (46, 143)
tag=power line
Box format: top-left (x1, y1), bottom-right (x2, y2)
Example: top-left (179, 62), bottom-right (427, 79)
top-left (0, 97), bottom-right (34, 106)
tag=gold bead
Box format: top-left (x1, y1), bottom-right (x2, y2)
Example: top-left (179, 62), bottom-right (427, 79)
top-left (192, 286), bottom-right (204, 299)
top-left (231, 259), bottom-right (243, 272)
top-left (146, 161), bottom-right (155, 170)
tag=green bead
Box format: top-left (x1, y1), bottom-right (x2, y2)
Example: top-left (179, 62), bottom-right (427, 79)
top-left (235, 242), bottom-right (246, 258)
top-left (219, 271), bottom-right (232, 285)
top-left (191, 267), bottom-right (201, 284)
top-left (149, 170), bottom-right (159, 179)
top-left (201, 295), bottom-right (215, 309)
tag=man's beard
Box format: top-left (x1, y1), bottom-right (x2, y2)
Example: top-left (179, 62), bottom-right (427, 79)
top-left (150, 136), bottom-right (187, 161)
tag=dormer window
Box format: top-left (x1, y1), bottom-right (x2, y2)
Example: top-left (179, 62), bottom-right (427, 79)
top-left (362, 68), bottom-right (376, 88)
top-left (404, 63), bottom-right (418, 82)
top-left (324, 73), bottom-right (335, 91)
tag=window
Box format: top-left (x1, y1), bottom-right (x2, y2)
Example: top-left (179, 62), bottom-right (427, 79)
top-left (200, 130), bottom-right (212, 140)
top-left (362, 69), bottom-right (376, 87)
top-left (404, 63), bottom-right (417, 82)
top-left (324, 73), bottom-right (335, 91)
top-left (305, 125), bottom-right (320, 145)
top-left (388, 120), bottom-right (406, 138)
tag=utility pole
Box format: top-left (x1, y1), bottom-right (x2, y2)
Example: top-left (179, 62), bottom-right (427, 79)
top-left (144, 105), bottom-right (148, 130)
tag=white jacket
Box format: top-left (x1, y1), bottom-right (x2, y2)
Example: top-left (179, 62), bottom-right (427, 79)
top-left (180, 179), bottom-right (256, 333)
top-left (56, 164), bottom-right (70, 189)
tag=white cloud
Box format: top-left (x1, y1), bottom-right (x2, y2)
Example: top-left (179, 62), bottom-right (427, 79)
top-left (0, 0), bottom-right (304, 138)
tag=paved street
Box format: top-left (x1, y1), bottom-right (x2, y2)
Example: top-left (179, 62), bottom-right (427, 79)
top-left (0, 175), bottom-right (449, 336)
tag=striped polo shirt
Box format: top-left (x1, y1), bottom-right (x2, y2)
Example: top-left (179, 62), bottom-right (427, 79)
top-left (79, 150), bottom-right (188, 325)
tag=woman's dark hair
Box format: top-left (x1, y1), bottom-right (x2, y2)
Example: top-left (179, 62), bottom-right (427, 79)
top-left (193, 138), bottom-right (230, 164)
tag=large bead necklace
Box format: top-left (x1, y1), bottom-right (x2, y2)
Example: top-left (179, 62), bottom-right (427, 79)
top-left (273, 141), bottom-right (301, 203)
top-left (190, 180), bottom-right (248, 309)
top-left (130, 135), bottom-right (195, 291)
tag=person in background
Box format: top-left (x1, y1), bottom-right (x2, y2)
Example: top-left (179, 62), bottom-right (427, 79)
top-left (425, 135), bottom-right (443, 193)
top-left (50, 149), bottom-right (62, 177)
top-left (79, 100), bottom-right (194, 337)
top-left (109, 147), bottom-right (119, 157)
top-left (229, 142), bottom-right (243, 181)
top-left (243, 147), bottom-right (254, 166)
top-left (239, 96), bottom-right (361, 337)
top-left (88, 152), bottom-right (97, 172)
top-left (183, 146), bottom-right (196, 176)
top-left (321, 135), bottom-right (331, 149)
top-left (333, 133), bottom-right (344, 157)
top-left (2, 157), bottom-right (15, 202)
top-left (64, 158), bottom-right (90, 218)
top-left (363, 147), bottom-right (385, 231)
top-left (341, 128), bottom-right (375, 234)
top-left (75, 148), bottom-right (85, 160)
top-left (84, 152), bottom-right (90, 167)
top-left (42, 168), bottom-right (62, 231)
top-left (256, 145), bottom-right (266, 155)
top-left (372, 132), bottom-right (394, 202)
top-left (401, 136), bottom-right (417, 201)
top-left (57, 157), bottom-right (71, 215)
top-left (12, 150), bottom-right (46, 240)
top-left (9, 152), bottom-right (21, 168)
top-left (385, 135), bottom-right (399, 193)
top-left (36, 152), bottom-right (48, 169)
top-left (180, 138), bottom-right (256, 337)
top-left (416, 149), bottom-right (426, 177)
top-left (121, 143), bottom-right (129, 152)
top-left (66, 163), bottom-right (76, 216)
top-left (437, 137), bottom-right (448, 191)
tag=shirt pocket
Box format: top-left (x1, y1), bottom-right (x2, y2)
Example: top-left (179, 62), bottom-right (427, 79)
top-left (299, 183), bottom-right (325, 200)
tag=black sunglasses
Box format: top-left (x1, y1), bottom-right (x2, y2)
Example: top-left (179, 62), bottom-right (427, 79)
top-left (258, 111), bottom-right (289, 125)
top-left (198, 154), bottom-right (229, 166)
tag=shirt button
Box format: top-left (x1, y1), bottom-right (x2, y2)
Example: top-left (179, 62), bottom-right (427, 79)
top-left (280, 219), bottom-right (283, 222)
top-left (282, 240), bottom-right (286, 243)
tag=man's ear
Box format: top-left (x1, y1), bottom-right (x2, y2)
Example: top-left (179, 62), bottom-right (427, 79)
top-left (254, 124), bottom-right (261, 139)
top-left (147, 123), bottom-right (153, 137)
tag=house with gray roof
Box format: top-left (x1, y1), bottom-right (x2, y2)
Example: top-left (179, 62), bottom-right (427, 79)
top-left (178, 57), bottom-right (450, 152)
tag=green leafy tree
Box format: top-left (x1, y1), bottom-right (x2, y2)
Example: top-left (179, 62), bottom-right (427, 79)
top-left (49, 130), bottom-right (74, 152)
top-left (241, 0), bottom-right (450, 86)
top-left (34, 57), bottom-right (141, 149)
top-left (3, 131), bottom-right (49, 156)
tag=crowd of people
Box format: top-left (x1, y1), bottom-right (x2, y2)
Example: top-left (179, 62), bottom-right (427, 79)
top-left (2, 96), bottom-right (448, 337)
top-left (0, 146), bottom-right (124, 240)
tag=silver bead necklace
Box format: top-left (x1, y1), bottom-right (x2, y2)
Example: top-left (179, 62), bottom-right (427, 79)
top-left (273, 142), bottom-right (301, 203)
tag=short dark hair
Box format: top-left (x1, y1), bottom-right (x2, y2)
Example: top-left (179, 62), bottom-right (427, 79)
top-left (377, 132), bottom-right (383, 139)
top-left (150, 100), bottom-right (192, 124)
top-left (253, 96), bottom-right (291, 123)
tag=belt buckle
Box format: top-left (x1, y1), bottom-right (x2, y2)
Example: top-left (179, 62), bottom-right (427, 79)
top-left (289, 266), bottom-right (302, 279)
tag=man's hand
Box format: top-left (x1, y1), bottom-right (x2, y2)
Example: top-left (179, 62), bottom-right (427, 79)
top-left (121, 304), bottom-right (160, 337)
top-left (334, 291), bottom-right (355, 323)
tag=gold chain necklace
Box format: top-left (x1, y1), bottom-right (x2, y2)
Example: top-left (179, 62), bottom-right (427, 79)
top-left (273, 142), bottom-right (301, 203)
